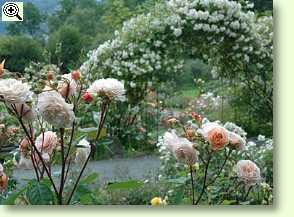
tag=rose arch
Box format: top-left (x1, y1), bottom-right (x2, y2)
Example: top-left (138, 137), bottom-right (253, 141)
top-left (80, 0), bottom-right (273, 118)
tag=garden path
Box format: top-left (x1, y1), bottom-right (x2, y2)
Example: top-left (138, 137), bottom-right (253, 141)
top-left (12, 155), bottom-right (161, 187)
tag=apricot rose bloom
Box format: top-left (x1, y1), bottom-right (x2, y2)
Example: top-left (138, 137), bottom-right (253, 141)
top-left (37, 91), bottom-right (75, 128)
top-left (35, 131), bottom-right (58, 154)
top-left (197, 122), bottom-right (229, 151)
top-left (236, 160), bottom-right (261, 186)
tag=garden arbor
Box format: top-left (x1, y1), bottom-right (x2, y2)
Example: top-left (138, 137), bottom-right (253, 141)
top-left (81, 0), bottom-right (273, 130)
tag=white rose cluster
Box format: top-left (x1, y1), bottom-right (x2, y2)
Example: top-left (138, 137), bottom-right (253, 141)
top-left (36, 91), bottom-right (75, 128)
top-left (0, 79), bottom-right (33, 104)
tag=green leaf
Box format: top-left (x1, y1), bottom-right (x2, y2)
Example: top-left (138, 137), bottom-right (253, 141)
top-left (80, 173), bottom-right (99, 185)
top-left (26, 181), bottom-right (55, 205)
top-left (78, 127), bottom-right (107, 140)
top-left (107, 180), bottom-right (144, 190)
top-left (222, 200), bottom-right (237, 205)
top-left (3, 187), bottom-right (27, 205)
top-left (167, 177), bottom-right (189, 185)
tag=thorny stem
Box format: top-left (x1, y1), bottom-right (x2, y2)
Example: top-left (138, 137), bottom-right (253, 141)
top-left (195, 151), bottom-right (213, 205)
top-left (189, 165), bottom-right (195, 205)
top-left (66, 101), bottom-right (109, 204)
top-left (58, 128), bottom-right (65, 205)
top-left (243, 185), bottom-right (253, 202)
top-left (206, 149), bottom-right (232, 187)
top-left (16, 113), bottom-right (59, 197)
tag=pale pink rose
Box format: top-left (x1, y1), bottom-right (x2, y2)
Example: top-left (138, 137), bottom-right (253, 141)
top-left (35, 131), bottom-right (58, 154)
top-left (163, 131), bottom-right (198, 165)
top-left (228, 132), bottom-right (246, 150)
top-left (197, 122), bottom-right (229, 151)
top-left (236, 160), bottom-right (261, 186)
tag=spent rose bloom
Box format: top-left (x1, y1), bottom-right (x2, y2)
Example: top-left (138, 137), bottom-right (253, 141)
top-left (228, 132), bottom-right (246, 150)
top-left (57, 73), bottom-right (78, 98)
top-left (197, 122), bottom-right (229, 151)
top-left (236, 160), bottom-right (261, 186)
top-left (87, 78), bottom-right (126, 101)
top-left (35, 131), bottom-right (58, 154)
top-left (75, 139), bottom-right (91, 164)
top-left (19, 137), bottom-right (31, 153)
top-left (0, 79), bottom-right (33, 104)
top-left (163, 131), bottom-right (197, 165)
top-left (37, 91), bottom-right (75, 128)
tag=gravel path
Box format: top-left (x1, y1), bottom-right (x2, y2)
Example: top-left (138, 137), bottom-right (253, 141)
top-left (12, 155), bottom-right (161, 187)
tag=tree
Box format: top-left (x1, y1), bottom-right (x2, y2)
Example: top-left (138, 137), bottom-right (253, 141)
top-left (47, 25), bottom-right (83, 71)
top-left (6, 3), bottom-right (43, 37)
top-left (0, 36), bottom-right (43, 73)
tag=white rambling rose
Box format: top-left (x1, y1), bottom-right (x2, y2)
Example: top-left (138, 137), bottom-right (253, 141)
top-left (37, 91), bottom-right (75, 128)
top-left (0, 79), bottom-right (33, 104)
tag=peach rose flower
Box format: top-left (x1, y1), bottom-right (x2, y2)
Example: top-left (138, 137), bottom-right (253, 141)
top-left (198, 122), bottom-right (229, 151)
top-left (207, 127), bottom-right (229, 151)
top-left (35, 131), bottom-right (58, 154)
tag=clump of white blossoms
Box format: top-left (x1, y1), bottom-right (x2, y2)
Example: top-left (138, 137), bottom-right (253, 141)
top-left (87, 78), bottom-right (126, 101)
top-left (0, 79), bottom-right (33, 104)
top-left (75, 138), bottom-right (91, 164)
top-left (37, 91), bottom-right (75, 128)
top-left (163, 131), bottom-right (198, 165)
top-left (236, 160), bottom-right (261, 186)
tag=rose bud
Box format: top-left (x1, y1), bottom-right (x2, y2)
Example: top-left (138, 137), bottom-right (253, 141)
top-left (0, 59), bottom-right (5, 78)
top-left (82, 91), bottom-right (93, 103)
top-left (191, 112), bottom-right (202, 122)
top-left (0, 173), bottom-right (8, 192)
top-left (47, 71), bottom-right (54, 81)
top-left (71, 70), bottom-right (81, 81)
